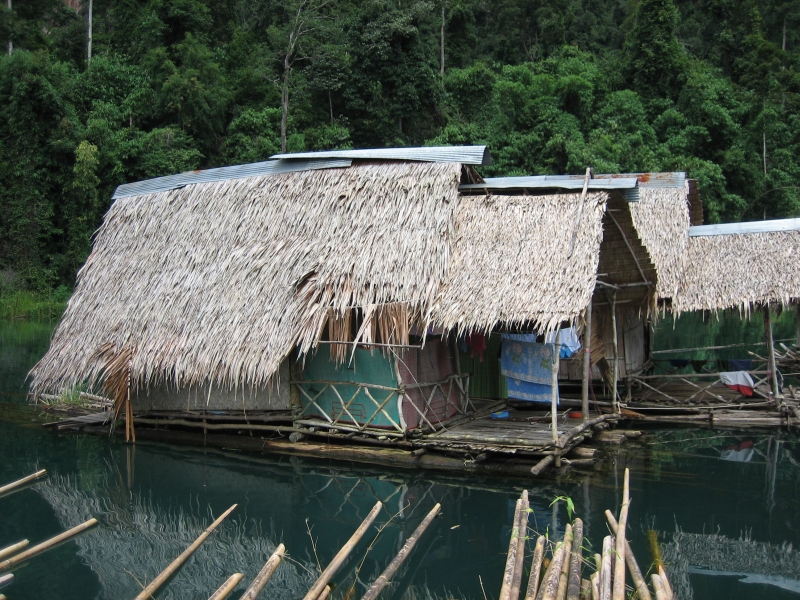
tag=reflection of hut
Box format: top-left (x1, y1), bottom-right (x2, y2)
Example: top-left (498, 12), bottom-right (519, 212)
top-left (662, 530), bottom-right (800, 599)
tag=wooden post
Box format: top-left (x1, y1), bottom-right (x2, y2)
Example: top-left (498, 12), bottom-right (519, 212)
top-left (0, 519), bottom-right (98, 571)
top-left (551, 329), bottom-right (561, 446)
top-left (610, 293), bottom-right (619, 413)
top-left (611, 469), bottom-right (630, 600)
top-left (302, 501), bottom-right (383, 600)
top-left (764, 306), bottom-right (780, 398)
top-left (582, 301), bottom-right (592, 422)
top-left (209, 573), bottom-right (244, 600)
top-left (0, 469), bottom-right (46, 496)
top-left (133, 505), bottom-right (237, 600)
top-left (240, 544), bottom-right (285, 600)
top-left (362, 503), bottom-right (441, 600)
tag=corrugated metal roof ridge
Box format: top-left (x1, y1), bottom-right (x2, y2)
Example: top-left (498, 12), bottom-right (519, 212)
top-left (112, 158), bottom-right (352, 199)
top-left (689, 217), bottom-right (800, 237)
top-left (554, 172), bottom-right (686, 188)
top-left (270, 145), bottom-right (491, 166)
top-left (458, 176), bottom-right (640, 202)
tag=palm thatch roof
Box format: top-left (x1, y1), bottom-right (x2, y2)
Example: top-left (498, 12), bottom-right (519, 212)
top-left (432, 192), bottom-right (607, 332)
top-left (628, 186), bottom-right (691, 300)
top-left (30, 160), bottom-right (612, 396)
top-left (672, 228), bottom-right (800, 313)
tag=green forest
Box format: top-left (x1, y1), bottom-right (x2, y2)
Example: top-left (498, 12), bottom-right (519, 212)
top-left (1, 0), bottom-right (800, 300)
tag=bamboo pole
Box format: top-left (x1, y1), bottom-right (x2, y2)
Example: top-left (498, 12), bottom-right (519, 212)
top-left (765, 306), bottom-right (780, 398)
top-left (590, 572), bottom-right (599, 600)
top-left (657, 565), bottom-right (673, 600)
top-left (510, 492), bottom-right (530, 600)
top-left (133, 505), bottom-right (237, 600)
top-left (317, 585), bottom-right (331, 600)
top-left (609, 293), bottom-right (619, 413)
top-left (524, 536), bottom-right (546, 600)
top-left (302, 501), bottom-right (383, 600)
top-left (604, 512), bottom-right (652, 600)
top-left (554, 525), bottom-right (573, 600)
top-left (599, 536), bottom-right (613, 600)
top-left (565, 518), bottom-right (584, 600)
top-left (582, 301), bottom-right (592, 423)
top-left (0, 519), bottom-right (97, 571)
top-left (0, 540), bottom-right (28, 561)
top-left (240, 543), bottom-right (286, 600)
top-left (362, 503), bottom-right (441, 600)
top-left (539, 523), bottom-right (572, 600)
top-left (551, 329), bottom-right (562, 446)
top-left (500, 498), bottom-right (524, 600)
top-left (208, 573), bottom-right (244, 600)
top-left (651, 574), bottom-right (668, 600)
top-left (0, 469), bottom-right (47, 496)
top-left (0, 574), bottom-right (12, 587)
top-left (531, 455), bottom-right (555, 476)
top-left (611, 469), bottom-right (630, 600)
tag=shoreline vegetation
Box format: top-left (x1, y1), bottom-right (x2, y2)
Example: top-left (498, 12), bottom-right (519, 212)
top-left (0, 290), bottom-right (69, 321)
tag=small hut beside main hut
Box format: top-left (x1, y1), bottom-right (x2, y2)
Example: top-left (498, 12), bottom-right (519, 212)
top-left (31, 146), bottom-right (704, 474)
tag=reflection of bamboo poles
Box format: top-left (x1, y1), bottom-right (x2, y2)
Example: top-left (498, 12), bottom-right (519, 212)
top-left (0, 519), bottom-right (98, 571)
top-left (134, 505), bottom-right (237, 600)
top-left (0, 469), bottom-right (47, 496)
top-left (302, 501), bottom-right (383, 600)
top-left (208, 573), bottom-right (244, 600)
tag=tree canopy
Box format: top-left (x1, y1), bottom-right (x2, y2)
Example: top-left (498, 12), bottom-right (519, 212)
top-left (1, 0), bottom-right (799, 293)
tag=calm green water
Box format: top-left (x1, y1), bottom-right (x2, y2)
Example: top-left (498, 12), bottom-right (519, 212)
top-left (2, 321), bottom-right (800, 600)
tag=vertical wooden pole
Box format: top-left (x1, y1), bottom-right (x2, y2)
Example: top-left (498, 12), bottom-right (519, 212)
top-left (551, 329), bottom-right (561, 446)
top-left (764, 305), bottom-right (779, 398)
top-left (582, 301), bottom-right (592, 422)
top-left (87, 0), bottom-right (93, 65)
top-left (610, 293), bottom-right (619, 413)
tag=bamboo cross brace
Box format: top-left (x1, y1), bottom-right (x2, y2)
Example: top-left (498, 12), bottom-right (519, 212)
top-left (328, 384), bottom-right (364, 429)
top-left (403, 389), bottom-right (440, 431)
top-left (361, 387), bottom-right (403, 432)
top-left (296, 384), bottom-right (334, 422)
top-left (133, 505), bottom-right (237, 600)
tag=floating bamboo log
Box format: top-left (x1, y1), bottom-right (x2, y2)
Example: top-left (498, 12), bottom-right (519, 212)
top-left (302, 501), bottom-right (383, 600)
top-left (208, 573), bottom-right (244, 600)
top-left (362, 503), bottom-right (441, 600)
top-left (133, 504), bottom-right (237, 600)
top-left (0, 540), bottom-right (28, 561)
top-left (0, 519), bottom-right (97, 571)
top-left (604, 512), bottom-right (651, 600)
top-left (240, 543), bottom-right (286, 600)
top-left (612, 469), bottom-right (630, 600)
top-left (524, 536), bottom-right (546, 600)
top-left (0, 469), bottom-right (47, 496)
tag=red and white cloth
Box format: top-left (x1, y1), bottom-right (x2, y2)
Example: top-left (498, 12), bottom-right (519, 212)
top-left (719, 371), bottom-right (755, 397)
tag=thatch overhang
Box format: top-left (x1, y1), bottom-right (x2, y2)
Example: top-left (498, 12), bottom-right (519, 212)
top-left (672, 218), bottom-right (800, 313)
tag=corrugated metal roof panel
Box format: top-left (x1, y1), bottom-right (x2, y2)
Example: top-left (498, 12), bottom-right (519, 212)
top-left (555, 172), bottom-right (686, 188)
top-left (689, 217), bottom-right (800, 237)
top-left (458, 176), bottom-right (640, 202)
top-left (112, 159), bottom-right (352, 199)
top-left (271, 145), bottom-right (491, 165)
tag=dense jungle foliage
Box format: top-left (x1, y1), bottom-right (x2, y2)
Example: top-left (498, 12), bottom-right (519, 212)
top-left (1, 0), bottom-right (799, 296)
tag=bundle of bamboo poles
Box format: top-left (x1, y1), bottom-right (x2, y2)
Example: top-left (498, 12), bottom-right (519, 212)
top-left (499, 470), bottom-right (675, 600)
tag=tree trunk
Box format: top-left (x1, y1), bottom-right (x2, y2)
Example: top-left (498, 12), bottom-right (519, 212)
top-left (440, 4), bottom-right (445, 78)
top-left (87, 0), bottom-right (93, 65)
top-left (281, 64), bottom-right (290, 153)
top-left (6, 0), bottom-right (11, 56)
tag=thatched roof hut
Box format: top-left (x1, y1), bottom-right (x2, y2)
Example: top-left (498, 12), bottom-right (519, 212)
top-left (30, 148), bottom-right (696, 412)
top-left (672, 218), bottom-right (800, 313)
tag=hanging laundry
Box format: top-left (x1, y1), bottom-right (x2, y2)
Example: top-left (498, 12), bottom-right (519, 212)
top-left (720, 371), bottom-right (755, 397)
top-left (669, 359), bottom-right (691, 368)
top-left (501, 341), bottom-right (554, 385)
top-left (728, 358), bottom-right (753, 371)
top-left (506, 379), bottom-right (556, 404)
top-left (717, 359), bottom-right (730, 371)
top-left (545, 327), bottom-right (582, 358)
top-left (466, 332), bottom-right (487, 362)
top-left (692, 360), bottom-right (708, 373)
top-left (720, 440), bottom-right (755, 462)
top-left (502, 333), bottom-right (538, 343)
